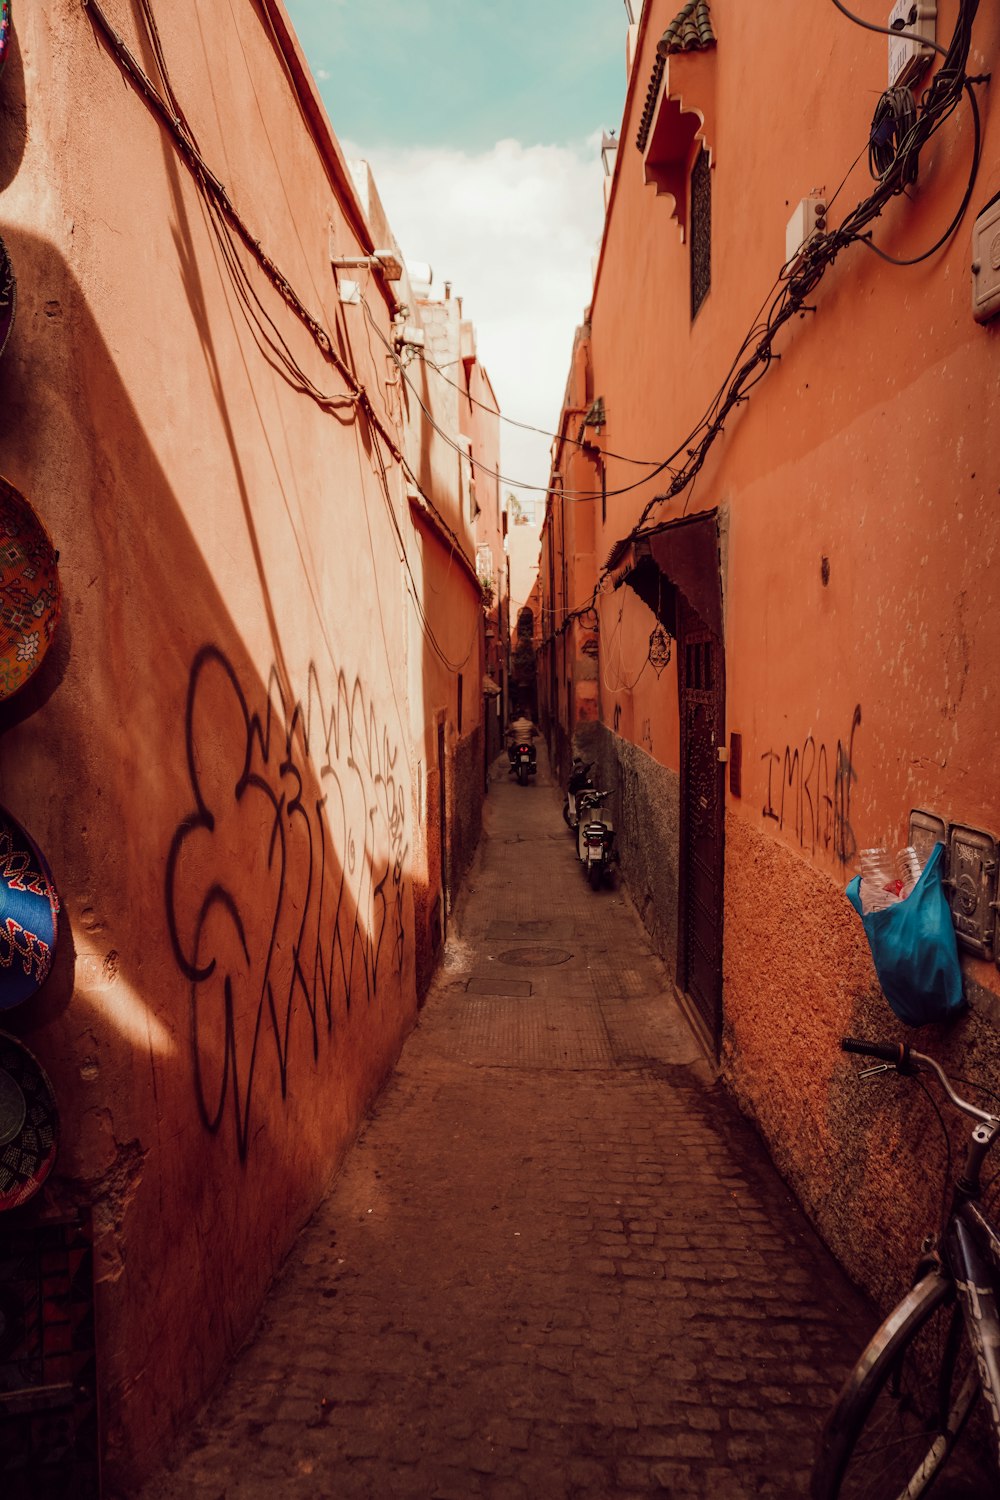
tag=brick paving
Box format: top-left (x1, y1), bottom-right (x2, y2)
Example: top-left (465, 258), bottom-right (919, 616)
top-left (136, 743), bottom-right (874, 1500)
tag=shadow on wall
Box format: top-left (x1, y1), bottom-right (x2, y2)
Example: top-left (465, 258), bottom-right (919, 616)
top-left (0, 217), bottom-right (416, 1492)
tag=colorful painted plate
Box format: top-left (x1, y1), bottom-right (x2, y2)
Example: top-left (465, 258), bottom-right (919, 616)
top-left (0, 804), bottom-right (59, 1009)
top-left (0, 235), bottom-right (14, 361)
top-left (0, 1030), bottom-right (59, 1211)
top-left (0, 4), bottom-right (10, 82)
top-left (0, 476), bottom-right (61, 701)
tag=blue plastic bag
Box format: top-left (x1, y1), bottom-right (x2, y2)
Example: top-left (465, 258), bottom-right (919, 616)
top-left (846, 842), bottom-right (964, 1027)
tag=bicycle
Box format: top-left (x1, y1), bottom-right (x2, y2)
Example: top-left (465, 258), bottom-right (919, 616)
top-left (811, 1037), bottom-right (1000, 1499)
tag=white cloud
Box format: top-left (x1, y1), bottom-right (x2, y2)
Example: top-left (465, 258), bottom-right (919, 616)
top-left (345, 137), bottom-right (606, 503)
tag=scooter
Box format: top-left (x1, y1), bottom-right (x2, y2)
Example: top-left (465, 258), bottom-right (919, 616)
top-left (576, 788), bottom-right (616, 889)
top-left (508, 738), bottom-right (537, 785)
top-left (563, 760), bottom-right (595, 829)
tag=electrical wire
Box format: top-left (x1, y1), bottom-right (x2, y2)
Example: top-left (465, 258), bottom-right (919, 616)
top-left (365, 292), bottom-right (756, 508)
top-left (418, 353), bottom-right (663, 467)
top-left (601, 597), bottom-right (650, 693)
top-left (94, 0), bottom-right (485, 680)
top-left (540, 0), bottom-right (987, 637)
top-left (858, 80), bottom-right (983, 266)
top-left (92, 0), bottom-right (987, 653)
top-left (827, 0), bottom-right (949, 56)
top-left (362, 297), bottom-right (669, 499)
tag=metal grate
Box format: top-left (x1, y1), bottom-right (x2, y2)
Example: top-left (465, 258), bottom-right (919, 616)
top-left (690, 147), bottom-right (712, 319)
top-left (0, 1211), bottom-right (99, 1499)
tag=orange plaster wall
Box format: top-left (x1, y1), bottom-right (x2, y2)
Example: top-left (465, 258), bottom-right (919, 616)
top-left (0, 0), bottom-right (482, 1484)
top-left (545, 0), bottom-right (1000, 1301)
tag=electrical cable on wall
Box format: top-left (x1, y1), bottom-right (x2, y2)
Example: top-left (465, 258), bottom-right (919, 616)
top-left (547, 0), bottom-right (986, 636)
top-left (418, 353), bottom-right (663, 468)
top-left (90, 0), bottom-right (483, 680)
top-left (91, 0), bottom-right (987, 652)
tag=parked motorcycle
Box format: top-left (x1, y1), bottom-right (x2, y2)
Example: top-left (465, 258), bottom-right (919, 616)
top-left (576, 788), bottom-right (616, 889)
top-left (562, 760), bottom-right (595, 829)
top-left (508, 738), bottom-right (537, 785)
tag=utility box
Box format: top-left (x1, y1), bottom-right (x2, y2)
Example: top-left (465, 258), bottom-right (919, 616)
top-left (887, 1), bottom-right (936, 89)
top-left (971, 197), bottom-right (1000, 324)
top-left (785, 197), bottom-right (827, 267)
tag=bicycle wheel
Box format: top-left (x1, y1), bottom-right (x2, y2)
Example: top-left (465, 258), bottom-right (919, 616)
top-left (812, 1270), bottom-right (985, 1499)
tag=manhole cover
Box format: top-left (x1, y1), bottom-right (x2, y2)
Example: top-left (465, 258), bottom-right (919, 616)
top-left (498, 946), bottom-right (573, 967)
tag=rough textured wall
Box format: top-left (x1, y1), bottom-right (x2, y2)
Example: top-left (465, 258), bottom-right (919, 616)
top-left (573, 723), bottom-right (680, 975)
top-left (451, 725), bottom-right (485, 901)
top-left (0, 3), bottom-right (459, 1486)
top-left (722, 813), bottom-right (1000, 1311)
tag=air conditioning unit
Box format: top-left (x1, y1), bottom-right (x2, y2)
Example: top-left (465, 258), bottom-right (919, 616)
top-left (785, 197), bottom-right (827, 267)
top-left (887, 1), bottom-right (936, 89)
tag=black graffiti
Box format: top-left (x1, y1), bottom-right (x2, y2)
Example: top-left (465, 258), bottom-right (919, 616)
top-left (761, 705), bottom-right (861, 865)
top-left (165, 645), bottom-right (407, 1160)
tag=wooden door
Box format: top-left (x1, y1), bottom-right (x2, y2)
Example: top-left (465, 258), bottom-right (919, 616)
top-left (678, 600), bottom-right (725, 1051)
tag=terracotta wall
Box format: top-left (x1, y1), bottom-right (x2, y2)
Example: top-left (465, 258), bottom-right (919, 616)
top-left (541, 0), bottom-right (1000, 1308)
top-left (0, 0), bottom-right (485, 1485)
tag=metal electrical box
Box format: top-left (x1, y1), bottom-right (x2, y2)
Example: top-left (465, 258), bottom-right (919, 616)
top-left (785, 197), bottom-right (827, 267)
top-left (887, 1), bottom-right (936, 89)
top-left (908, 808), bottom-right (947, 869)
top-left (947, 824), bottom-right (998, 961)
top-left (971, 197), bottom-right (1000, 324)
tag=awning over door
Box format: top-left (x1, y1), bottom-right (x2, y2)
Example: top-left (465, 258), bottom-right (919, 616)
top-left (608, 511), bottom-right (722, 639)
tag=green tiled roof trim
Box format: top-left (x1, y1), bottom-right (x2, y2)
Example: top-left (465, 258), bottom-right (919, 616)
top-left (637, 2), bottom-right (715, 152)
top-left (635, 52), bottom-right (666, 151)
top-left (657, 0), bottom-right (715, 57)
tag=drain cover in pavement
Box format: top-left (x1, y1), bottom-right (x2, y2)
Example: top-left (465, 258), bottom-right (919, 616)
top-left (465, 976), bottom-right (532, 997)
top-left (498, 946), bottom-right (572, 967)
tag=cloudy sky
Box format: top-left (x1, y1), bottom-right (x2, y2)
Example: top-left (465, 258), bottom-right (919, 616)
top-left (283, 0), bottom-right (631, 511)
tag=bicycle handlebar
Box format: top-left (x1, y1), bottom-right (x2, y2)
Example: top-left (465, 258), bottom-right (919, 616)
top-left (842, 1037), bottom-right (999, 1128)
top-left (842, 1037), bottom-right (911, 1067)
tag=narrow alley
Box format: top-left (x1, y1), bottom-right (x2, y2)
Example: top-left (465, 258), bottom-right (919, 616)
top-left (137, 748), bottom-right (872, 1500)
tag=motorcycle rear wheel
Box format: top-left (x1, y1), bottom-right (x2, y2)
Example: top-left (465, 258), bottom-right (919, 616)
top-left (588, 860), bottom-right (601, 890)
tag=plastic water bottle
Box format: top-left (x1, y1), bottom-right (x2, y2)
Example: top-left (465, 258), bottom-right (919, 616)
top-left (896, 846), bottom-right (922, 899)
top-left (859, 848), bottom-right (899, 914)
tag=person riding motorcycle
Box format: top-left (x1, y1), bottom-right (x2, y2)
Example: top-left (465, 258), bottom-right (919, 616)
top-left (506, 715), bottom-right (538, 776)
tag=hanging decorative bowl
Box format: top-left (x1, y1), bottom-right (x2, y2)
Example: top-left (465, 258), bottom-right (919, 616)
top-left (0, 476), bottom-right (62, 701)
top-left (0, 4), bottom-right (11, 81)
top-left (0, 803), bottom-right (60, 1009)
top-left (0, 1030), bottom-right (59, 1211)
top-left (0, 235), bottom-right (14, 361)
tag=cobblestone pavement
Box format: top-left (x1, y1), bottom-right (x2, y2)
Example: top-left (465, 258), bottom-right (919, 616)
top-left (137, 745), bottom-right (875, 1500)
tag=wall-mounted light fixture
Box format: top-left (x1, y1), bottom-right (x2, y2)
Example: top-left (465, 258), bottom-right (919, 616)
top-left (601, 131), bottom-right (619, 178)
top-left (330, 247), bottom-right (404, 282)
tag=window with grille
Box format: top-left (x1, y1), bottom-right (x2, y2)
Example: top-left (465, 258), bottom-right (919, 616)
top-left (690, 147), bottom-right (711, 319)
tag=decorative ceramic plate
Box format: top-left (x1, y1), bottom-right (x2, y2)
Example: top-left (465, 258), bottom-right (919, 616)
top-left (0, 235), bottom-right (14, 361)
top-left (0, 804), bottom-right (59, 1009)
top-left (0, 476), bottom-right (62, 701)
top-left (0, 4), bottom-right (10, 82)
top-left (0, 1030), bottom-right (58, 1211)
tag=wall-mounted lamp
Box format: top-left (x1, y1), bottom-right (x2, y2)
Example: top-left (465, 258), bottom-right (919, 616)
top-left (601, 132), bottom-right (619, 178)
top-left (583, 396), bottom-right (606, 432)
top-left (330, 247), bottom-right (404, 282)
top-left (623, 0), bottom-right (637, 22)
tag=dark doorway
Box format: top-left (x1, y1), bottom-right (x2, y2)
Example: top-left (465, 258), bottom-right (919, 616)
top-left (677, 595), bottom-right (725, 1052)
top-left (437, 722), bottom-right (448, 942)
